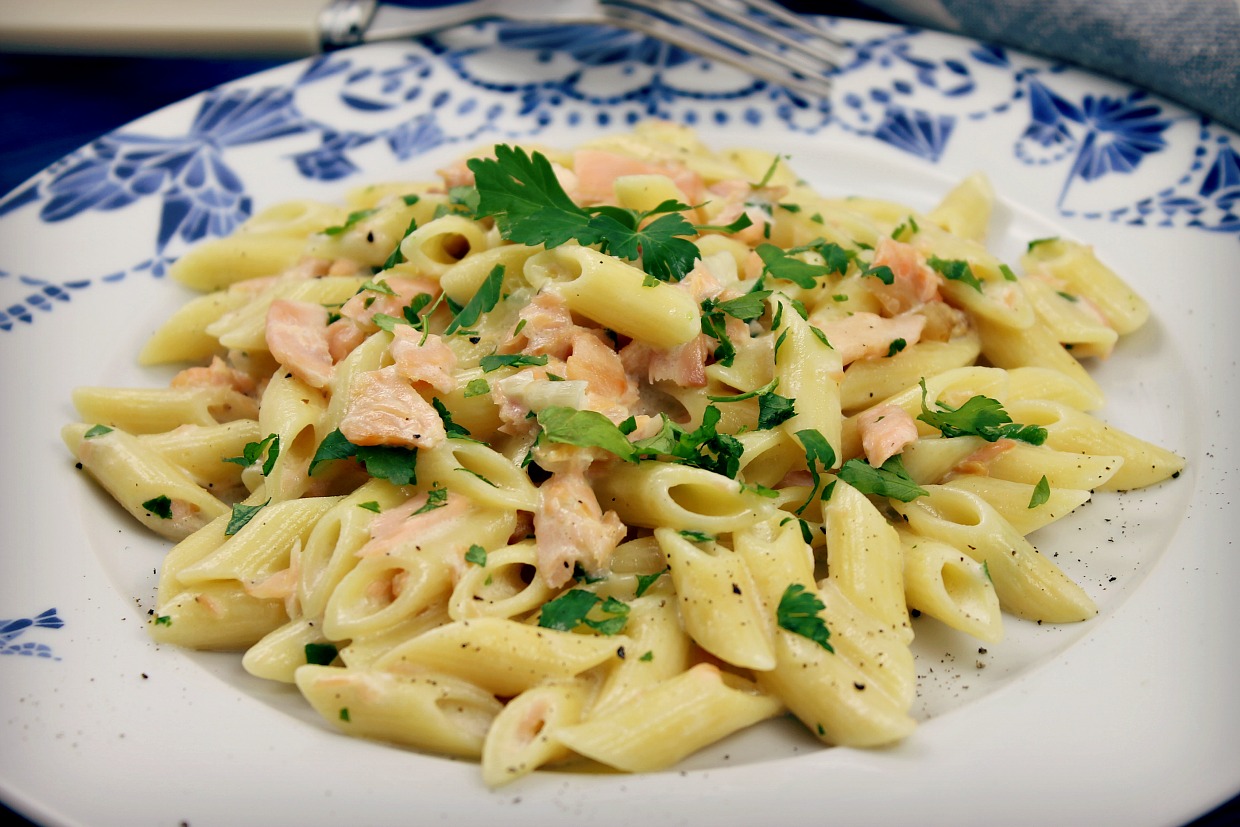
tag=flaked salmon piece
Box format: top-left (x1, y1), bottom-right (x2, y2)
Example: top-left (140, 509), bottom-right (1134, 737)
top-left (357, 489), bottom-right (470, 559)
top-left (339, 365), bottom-right (446, 450)
top-left (533, 466), bottom-right (626, 588)
top-left (871, 237), bottom-right (942, 316)
top-left (325, 317), bottom-right (368, 362)
top-left (437, 156), bottom-right (478, 190)
top-left (245, 539), bottom-right (302, 616)
top-left (819, 311), bottom-right (926, 366)
top-left (266, 298), bottom-right (334, 388)
top-left (390, 327), bottom-right (458, 393)
top-left (170, 355), bottom-right (258, 396)
top-left (339, 277), bottom-right (439, 329)
top-left (620, 335), bottom-right (709, 388)
top-left (856, 403), bottom-right (919, 468)
top-left (510, 290), bottom-right (577, 360)
top-left (566, 330), bottom-right (640, 423)
top-left (491, 360), bottom-right (580, 436)
top-left (572, 149), bottom-right (704, 206)
top-left (945, 438), bottom-right (1017, 480)
top-left (703, 179), bottom-right (787, 245)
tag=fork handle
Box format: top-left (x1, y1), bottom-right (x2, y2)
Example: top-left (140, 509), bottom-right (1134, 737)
top-left (0, 0), bottom-right (358, 57)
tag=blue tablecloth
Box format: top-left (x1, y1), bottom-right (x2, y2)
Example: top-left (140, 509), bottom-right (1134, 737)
top-left (0, 2), bottom-right (1236, 825)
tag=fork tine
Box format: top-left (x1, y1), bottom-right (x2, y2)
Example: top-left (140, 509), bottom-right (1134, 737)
top-left (676, 0), bottom-right (842, 70)
top-left (602, 0), bottom-right (836, 94)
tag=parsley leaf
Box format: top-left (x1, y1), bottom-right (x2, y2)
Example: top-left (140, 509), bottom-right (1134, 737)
top-left (538, 589), bottom-right (629, 635)
top-left (794, 429), bottom-right (837, 514)
top-left (226, 499), bottom-right (269, 535)
top-left (536, 407), bottom-right (637, 461)
top-left (223, 433), bottom-right (281, 476)
top-left (304, 643), bottom-right (338, 666)
top-left (432, 397), bottom-right (473, 440)
top-left (413, 485), bottom-right (449, 515)
top-left (1029, 475), bottom-right (1051, 509)
top-left (142, 495), bottom-right (173, 519)
top-left (444, 264), bottom-right (504, 335)
top-left (308, 429), bottom-right (418, 486)
top-left (757, 391), bottom-right (797, 430)
top-left (633, 405), bottom-right (744, 479)
top-left (468, 145), bottom-right (702, 282)
top-left (776, 583), bottom-right (833, 652)
top-left (916, 379), bottom-right (1047, 445)
top-left (836, 455), bottom-right (927, 502)
top-left (84, 424), bottom-right (113, 438)
top-left (927, 255), bottom-right (983, 292)
top-left (322, 208), bottom-right (378, 236)
top-left (480, 353), bottom-right (549, 372)
top-left (755, 243), bottom-right (834, 288)
top-left (463, 377), bottom-right (491, 398)
top-left (357, 501), bottom-right (382, 513)
top-left (634, 567), bottom-right (670, 597)
top-left (464, 544), bottom-right (488, 566)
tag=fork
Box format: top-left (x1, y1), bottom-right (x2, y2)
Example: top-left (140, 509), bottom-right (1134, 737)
top-left (329, 0), bottom-right (842, 97)
top-left (0, 0), bottom-right (841, 99)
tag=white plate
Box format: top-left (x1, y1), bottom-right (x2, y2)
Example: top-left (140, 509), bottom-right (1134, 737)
top-left (2, 16), bottom-right (1237, 827)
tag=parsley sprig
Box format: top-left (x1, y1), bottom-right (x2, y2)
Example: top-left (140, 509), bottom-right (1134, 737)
top-left (776, 583), bottom-right (833, 652)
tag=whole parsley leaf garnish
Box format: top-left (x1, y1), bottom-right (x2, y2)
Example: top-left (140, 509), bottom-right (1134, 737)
top-left (468, 146), bottom-right (703, 282)
top-left (776, 583), bottom-right (833, 652)
top-left (916, 379), bottom-right (1047, 445)
top-left (836, 455), bottom-right (927, 502)
top-left (538, 589), bottom-right (629, 635)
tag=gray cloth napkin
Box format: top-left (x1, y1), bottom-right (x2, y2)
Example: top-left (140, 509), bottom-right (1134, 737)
top-left (854, 0), bottom-right (1240, 132)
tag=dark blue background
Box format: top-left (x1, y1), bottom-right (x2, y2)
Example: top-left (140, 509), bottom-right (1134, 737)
top-left (0, 1), bottom-right (1235, 825)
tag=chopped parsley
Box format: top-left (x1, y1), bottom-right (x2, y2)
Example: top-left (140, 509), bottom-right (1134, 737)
top-left (463, 378), bottom-right (491, 398)
top-left (304, 642), bottom-right (339, 666)
top-left (776, 583), bottom-right (833, 652)
top-left (321, 208), bottom-right (378, 236)
top-left (536, 406), bottom-right (639, 462)
top-left (225, 499), bottom-right (269, 535)
top-left (538, 589), bottom-right (630, 635)
top-left (223, 433), bottom-right (280, 476)
top-left (794, 428), bottom-right (837, 514)
top-left (886, 338), bottom-right (907, 357)
top-left (927, 255), bottom-right (983, 292)
top-left (357, 501), bottom-right (382, 513)
top-left (464, 544), bottom-right (488, 566)
top-left (444, 264), bottom-right (504, 335)
top-left (83, 424), bottom-right (113, 438)
top-left (836, 456), bottom-right (927, 502)
top-left (412, 485), bottom-right (449, 515)
top-left (141, 495), bottom-right (173, 520)
top-left (916, 379), bottom-right (1047, 445)
top-left (309, 429), bottom-right (418, 486)
top-left (1029, 475), bottom-right (1051, 509)
top-left (479, 353), bottom-right (549, 372)
top-left (634, 567), bottom-right (670, 597)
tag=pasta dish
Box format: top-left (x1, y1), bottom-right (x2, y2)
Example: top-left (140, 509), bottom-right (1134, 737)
top-left (62, 122), bottom-right (1183, 784)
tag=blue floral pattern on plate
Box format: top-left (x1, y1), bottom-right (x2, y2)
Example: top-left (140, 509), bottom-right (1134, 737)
top-left (0, 15), bottom-right (1234, 338)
